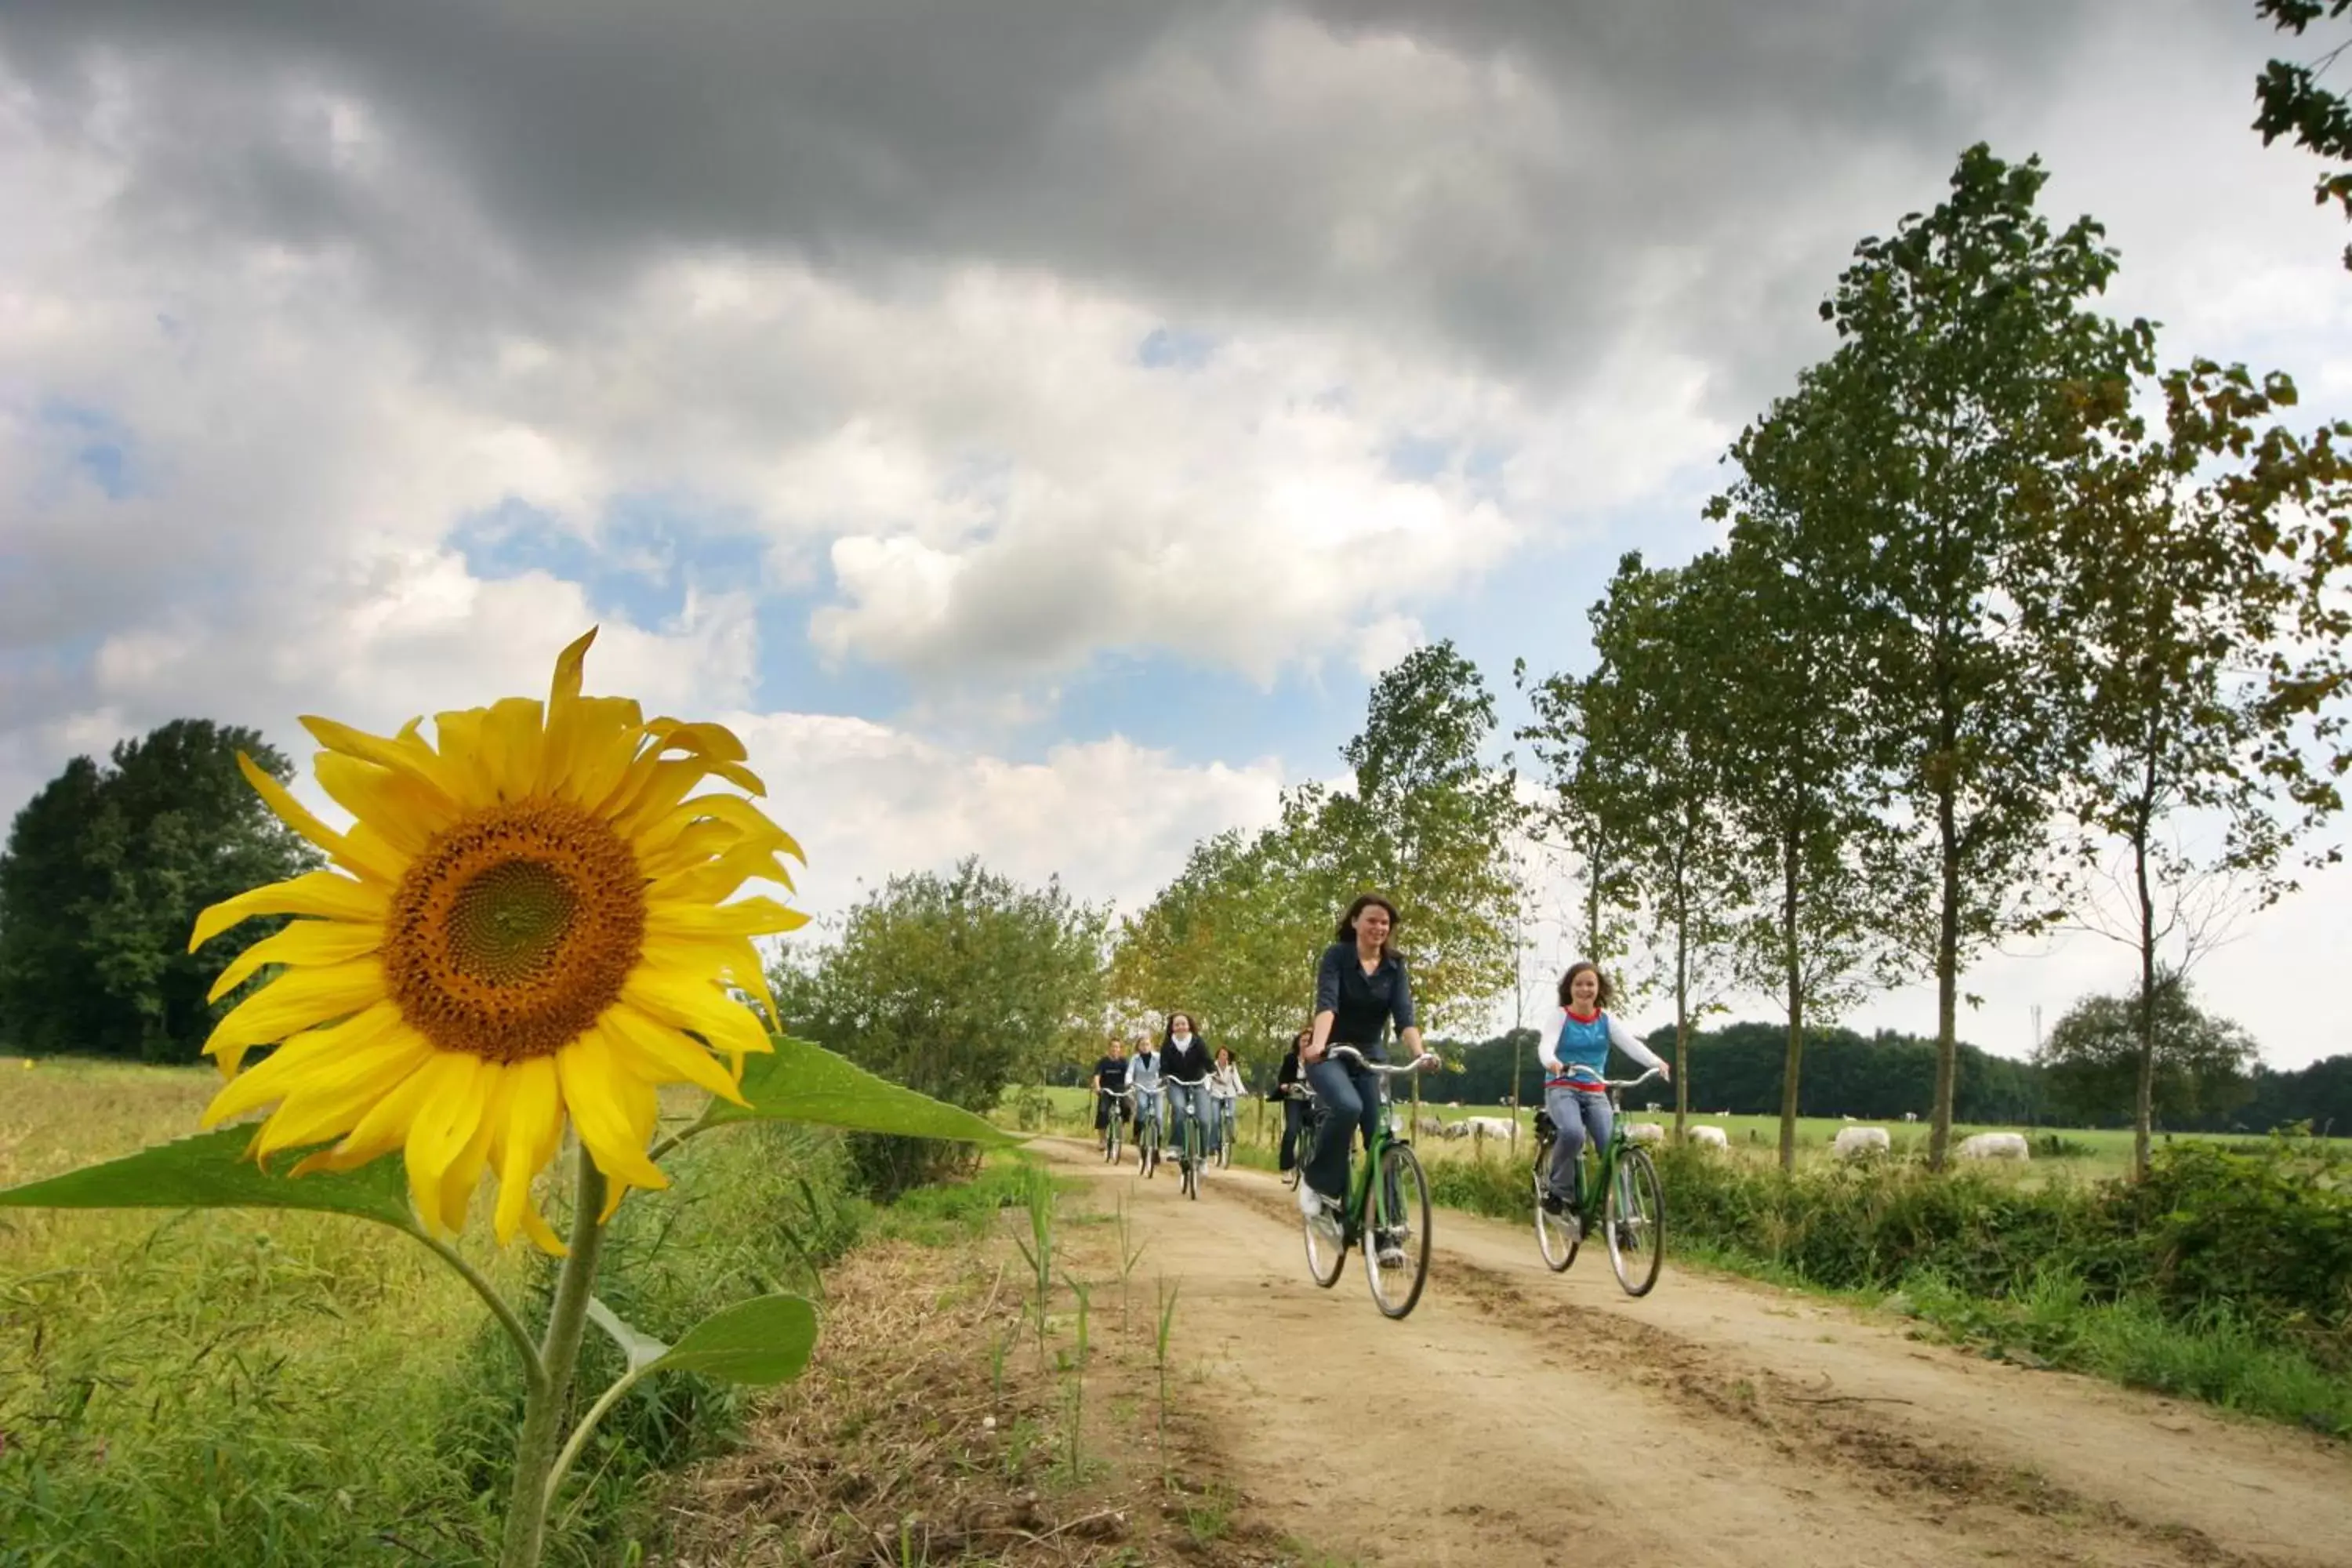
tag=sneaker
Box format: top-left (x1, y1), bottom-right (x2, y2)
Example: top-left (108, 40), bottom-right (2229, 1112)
top-left (1375, 1229), bottom-right (1407, 1269)
top-left (1539, 1189), bottom-right (1566, 1217)
top-left (1298, 1180), bottom-right (1324, 1218)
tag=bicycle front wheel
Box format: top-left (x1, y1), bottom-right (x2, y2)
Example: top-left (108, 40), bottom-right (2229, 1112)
top-left (1534, 1159), bottom-right (1578, 1273)
top-left (1606, 1145), bottom-right (1665, 1298)
top-left (1183, 1119), bottom-right (1200, 1200)
top-left (1363, 1143), bottom-right (1432, 1319)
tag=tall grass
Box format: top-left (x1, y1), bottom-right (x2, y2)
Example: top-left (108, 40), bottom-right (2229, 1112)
top-left (2, 1059), bottom-right (863, 1566)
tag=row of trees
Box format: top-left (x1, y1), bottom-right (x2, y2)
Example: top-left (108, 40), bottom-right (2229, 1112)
top-left (1516, 145), bottom-right (2350, 1176)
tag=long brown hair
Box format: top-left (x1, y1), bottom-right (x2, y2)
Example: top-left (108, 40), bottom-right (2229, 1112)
top-left (1558, 960), bottom-right (1612, 1011)
top-left (1334, 893), bottom-right (1400, 960)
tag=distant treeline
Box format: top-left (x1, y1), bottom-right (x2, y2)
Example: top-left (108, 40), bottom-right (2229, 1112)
top-left (1425, 1022), bottom-right (2352, 1135)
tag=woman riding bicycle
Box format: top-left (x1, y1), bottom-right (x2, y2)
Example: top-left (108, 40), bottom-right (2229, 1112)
top-left (1539, 960), bottom-right (1668, 1228)
top-left (1127, 1034), bottom-right (1165, 1167)
top-left (1160, 1013), bottom-right (1214, 1171)
top-left (1301, 894), bottom-right (1438, 1261)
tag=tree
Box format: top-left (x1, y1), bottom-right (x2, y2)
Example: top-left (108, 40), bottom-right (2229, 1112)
top-left (769, 857), bottom-right (1107, 1196)
top-left (1811, 144), bottom-right (2155, 1168)
top-left (1523, 554), bottom-right (1748, 1140)
top-left (1319, 641), bottom-right (1523, 1031)
top-left (0, 721), bottom-right (318, 1061)
top-left (2255, 0), bottom-right (2352, 270)
top-left (2035, 358), bottom-right (2352, 1175)
top-left (1707, 412), bottom-right (1897, 1170)
top-left (2034, 974), bottom-right (2261, 1130)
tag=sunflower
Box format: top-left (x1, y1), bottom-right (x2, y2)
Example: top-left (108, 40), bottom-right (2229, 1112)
top-left (190, 630), bottom-right (805, 1253)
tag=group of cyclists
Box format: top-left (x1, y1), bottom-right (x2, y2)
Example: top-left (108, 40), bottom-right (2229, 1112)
top-left (1085, 891), bottom-right (1673, 1308)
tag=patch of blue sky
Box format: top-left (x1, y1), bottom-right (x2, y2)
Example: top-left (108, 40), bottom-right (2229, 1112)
top-left (1137, 325), bottom-right (1216, 372)
top-left (1050, 648), bottom-right (1359, 782)
top-left (35, 401), bottom-right (138, 500)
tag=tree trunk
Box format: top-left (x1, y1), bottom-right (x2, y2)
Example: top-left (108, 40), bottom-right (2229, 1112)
top-left (1778, 825), bottom-right (1804, 1173)
top-left (2132, 808), bottom-right (2158, 1181)
top-left (1928, 779), bottom-right (1962, 1173)
top-left (1674, 885), bottom-right (1691, 1142)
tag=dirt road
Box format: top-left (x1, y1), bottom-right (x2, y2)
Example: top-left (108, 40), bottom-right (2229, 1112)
top-left (1044, 1138), bottom-right (2352, 1568)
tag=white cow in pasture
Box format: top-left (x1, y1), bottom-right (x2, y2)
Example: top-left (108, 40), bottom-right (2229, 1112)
top-left (1463, 1116), bottom-right (1518, 1143)
top-left (1958, 1131), bottom-right (2031, 1161)
top-left (1414, 1115), bottom-right (1446, 1138)
top-left (1626, 1122), bottom-right (1666, 1145)
top-left (1831, 1125), bottom-right (1891, 1160)
top-left (1903, 1112), bottom-right (1919, 1123)
top-left (1687, 1124), bottom-right (1730, 1149)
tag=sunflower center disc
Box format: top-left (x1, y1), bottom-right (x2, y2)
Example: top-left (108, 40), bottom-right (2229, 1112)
top-left (383, 798), bottom-right (647, 1063)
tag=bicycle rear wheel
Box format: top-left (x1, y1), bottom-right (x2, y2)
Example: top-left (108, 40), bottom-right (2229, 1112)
top-left (1534, 1156), bottom-right (1578, 1273)
top-left (1606, 1145), bottom-right (1665, 1298)
top-left (1363, 1143), bottom-right (1432, 1319)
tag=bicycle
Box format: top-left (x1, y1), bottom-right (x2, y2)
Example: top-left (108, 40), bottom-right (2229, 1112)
top-left (1134, 1087), bottom-right (1164, 1178)
top-left (1298, 1045), bottom-right (1437, 1319)
top-left (1532, 1065), bottom-right (1667, 1297)
top-left (1166, 1075), bottom-right (1208, 1200)
top-left (1212, 1095), bottom-right (1237, 1169)
top-left (1276, 1083), bottom-right (1319, 1192)
top-left (1098, 1086), bottom-right (1135, 1165)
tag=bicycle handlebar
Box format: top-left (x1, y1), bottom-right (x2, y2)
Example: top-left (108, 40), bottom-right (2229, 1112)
top-left (1165, 1075), bottom-right (1208, 1087)
top-left (1323, 1044), bottom-right (1438, 1075)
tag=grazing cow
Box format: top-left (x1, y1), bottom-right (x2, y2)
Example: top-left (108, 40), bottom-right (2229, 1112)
top-left (1840, 1113), bottom-right (1856, 1123)
top-left (1415, 1115), bottom-right (1446, 1137)
top-left (1957, 1131), bottom-right (2031, 1161)
top-left (1831, 1126), bottom-right (1891, 1160)
top-left (1903, 1112), bottom-right (1919, 1123)
top-left (1626, 1122), bottom-right (1666, 1145)
top-left (1688, 1124), bottom-right (1729, 1149)
top-left (1463, 1116), bottom-right (1517, 1143)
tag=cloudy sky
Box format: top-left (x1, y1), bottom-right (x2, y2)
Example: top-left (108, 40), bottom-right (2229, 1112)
top-left (3, 0), bottom-right (2347, 1069)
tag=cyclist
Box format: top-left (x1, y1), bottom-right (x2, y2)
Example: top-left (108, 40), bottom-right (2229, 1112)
top-left (1160, 1013), bottom-right (1214, 1175)
top-left (1538, 960), bottom-right (1669, 1231)
top-left (1207, 1046), bottom-right (1244, 1160)
top-left (1127, 1033), bottom-right (1165, 1171)
top-left (1301, 894), bottom-right (1438, 1265)
top-left (1090, 1039), bottom-right (1131, 1147)
top-left (1268, 1027), bottom-right (1311, 1173)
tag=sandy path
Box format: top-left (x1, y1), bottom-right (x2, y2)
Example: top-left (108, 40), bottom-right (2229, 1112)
top-left (1043, 1138), bottom-right (2352, 1568)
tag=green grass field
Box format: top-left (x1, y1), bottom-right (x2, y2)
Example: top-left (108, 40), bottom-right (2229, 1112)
top-left (1, 1055), bottom-right (857, 1567)
top-left (1004, 1081), bottom-right (2343, 1183)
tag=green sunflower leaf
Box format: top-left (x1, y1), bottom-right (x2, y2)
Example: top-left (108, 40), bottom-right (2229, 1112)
top-left (587, 1296), bottom-right (671, 1372)
top-left (704, 1034), bottom-right (1018, 1145)
top-left (642, 1293), bottom-right (818, 1386)
top-left (0, 1125), bottom-right (417, 1229)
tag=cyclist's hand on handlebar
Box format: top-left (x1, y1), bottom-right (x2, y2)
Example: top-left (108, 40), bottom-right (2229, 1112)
top-left (1301, 1040), bottom-right (1325, 1065)
top-left (1413, 1050), bottom-right (1442, 1071)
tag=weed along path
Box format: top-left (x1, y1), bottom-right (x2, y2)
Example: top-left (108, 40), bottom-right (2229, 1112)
top-left (1040, 1138), bottom-right (2352, 1568)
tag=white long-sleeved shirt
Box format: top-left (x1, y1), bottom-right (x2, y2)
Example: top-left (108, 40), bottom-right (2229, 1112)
top-left (1536, 1007), bottom-right (1668, 1087)
top-left (1207, 1062), bottom-right (1244, 1102)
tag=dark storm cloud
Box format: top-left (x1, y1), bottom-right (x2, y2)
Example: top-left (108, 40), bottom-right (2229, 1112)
top-left (0, 0), bottom-right (2136, 415)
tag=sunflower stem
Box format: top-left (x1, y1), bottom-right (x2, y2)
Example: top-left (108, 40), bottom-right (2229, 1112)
top-left (499, 1142), bottom-right (609, 1568)
top-left (419, 1231), bottom-right (546, 1396)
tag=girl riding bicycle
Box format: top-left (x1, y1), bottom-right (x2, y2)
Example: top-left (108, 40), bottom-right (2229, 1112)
top-left (1268, 1028), bottom-right (1310, 1173)
top-left (1160, 1014), bottom-right (1214, 1171)
top-left (1302, 895), bottom-right (1438, 1261)
top-left (1127, 1035), bottom-right (1165, 1167)
top-left (1539, 961), bottom-right (1668, 1227)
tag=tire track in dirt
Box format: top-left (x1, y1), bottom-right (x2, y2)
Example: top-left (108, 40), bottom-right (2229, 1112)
top-left (1043, 1138), bottom-right (2352, 1568)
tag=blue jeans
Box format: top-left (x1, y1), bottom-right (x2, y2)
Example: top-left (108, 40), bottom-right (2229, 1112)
top-left (1302, 1054), bottom-right (1381, 1205)
top-left (1544, 1085), bottom-right (1613, 1207)
top-left (1165, 1082), bottom-right (1212, 1161)
top-left (1133, 1087), bottom-right (1164, 1146)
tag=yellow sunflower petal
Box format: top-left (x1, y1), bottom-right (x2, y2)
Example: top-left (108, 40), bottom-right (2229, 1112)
top-left (600, 1002), bottom-right (750, 1104)
top-left (647, 717), bottom-right (750, 763)
top-left (234, 753), bottom-right (405, 884)
top-left (201, 956), bottom-right (389, 1077)
top-left (191, 869), bottom-right (387, 952)
top-left (301, 714), bottom-right (466, 804)
top-left (292, 1050), bottom-right (466, 1177)
top-left (644, 897), bottom-right (806, 942)
top-left (551, 697), bottom-right (649, 808)
top-left (557, 1032), bottom-right (670, 1190)
top-left (403, 1054), bottom-right (489, 1236)
top-left (619, 971), bottom-right (772, 1066)
top-left (207, 916), bottom-right (385, 1004)
top-left (433, 1070), bottom-right (503, 1236)
top-left (201, 999), bottom-right (407, 1127)
top-left (313, 752), bottom-right (460, 856)
top-left (491, 1057), bottom-right (566, 1250)
top-left (249, 1023), bottom-right (436, 1156)
top-left (481, 696), bottom-right (546, 802)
